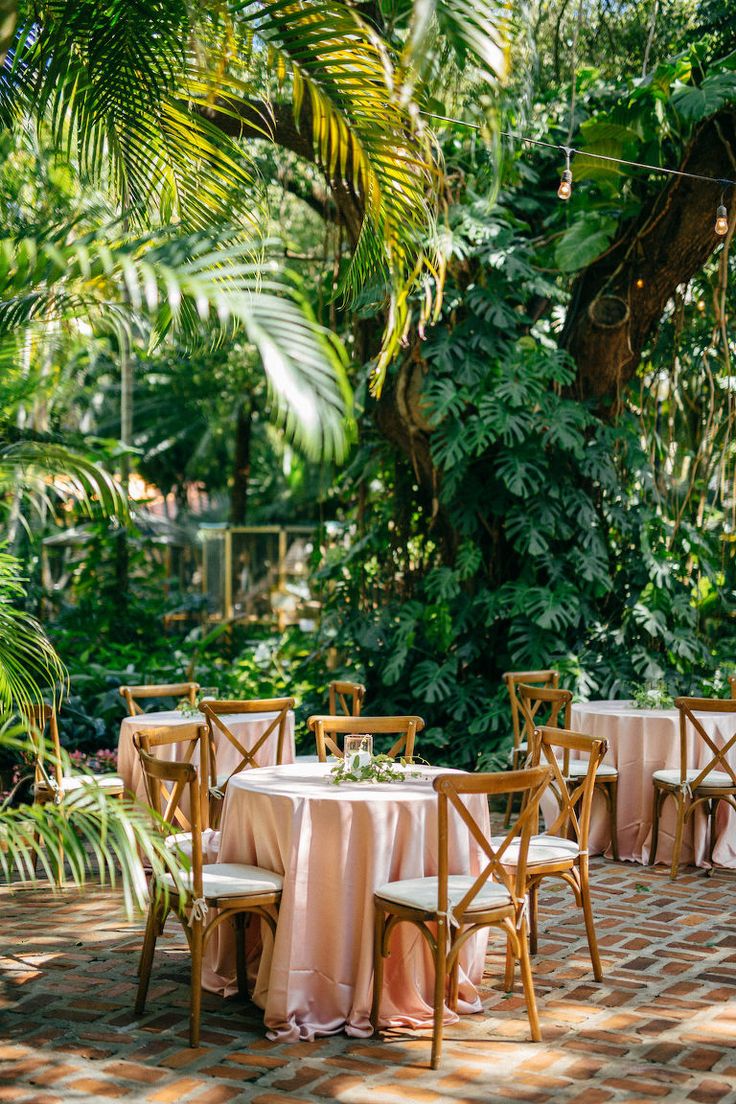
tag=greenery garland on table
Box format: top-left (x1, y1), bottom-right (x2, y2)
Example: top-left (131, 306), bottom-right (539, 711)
top-left (329, 755), bottom-right (428, 786)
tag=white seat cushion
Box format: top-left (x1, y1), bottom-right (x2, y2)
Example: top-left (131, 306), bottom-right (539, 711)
top-left (653, 768), bottom-right (736, 790)
top-left (35, 773), bottom-right (125, 794)
top-left (295, 754), bottom-right (320, 763)
top-left (492, 833), bottom-right (579, 867)
top-left (162, 862), bottom-right (283, 899)
top-left (565, 761), bottom-right (618, 779)
top-left (375, 875), bottom-right (511, 913)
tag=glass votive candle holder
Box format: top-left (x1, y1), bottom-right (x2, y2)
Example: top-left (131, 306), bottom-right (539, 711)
top-left (344, 734), bottom-right (373, 769)
top-left (199, 687), bottom-right (219, 702)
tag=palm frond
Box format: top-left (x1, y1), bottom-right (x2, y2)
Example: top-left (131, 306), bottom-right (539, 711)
top-left (0, 225), bottom-right (353, 460)
top-left (236, 0), bottom-right (441, 393)
top-left (0, 552), bottom-right (66, 710)
top-left (1, 2), bottom-right (263, 231)
top-left (403, 0), bottom-right (510, 88)
top-left (0, 435), bottom-right (127, 519)
top-left (0, 722), bottom-right (186, 914)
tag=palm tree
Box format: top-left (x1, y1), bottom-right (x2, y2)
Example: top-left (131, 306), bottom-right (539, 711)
top-left (0, 0), bottom-right (509, 404)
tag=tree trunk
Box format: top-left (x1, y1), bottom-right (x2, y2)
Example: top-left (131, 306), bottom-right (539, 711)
top-left (560, 108), bottom-right (736, 403)
top-left (230, 401), bottom-right (253, 525)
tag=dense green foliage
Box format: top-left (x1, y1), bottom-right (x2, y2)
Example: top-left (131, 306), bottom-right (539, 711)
top-left (5, 0), bottom-right (736, 782)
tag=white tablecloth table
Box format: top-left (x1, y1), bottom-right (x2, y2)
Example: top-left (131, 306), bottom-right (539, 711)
top-left (202, 762), bottom-right (491, 1041)
top-left (571, 700), bottom-right (736, 869)
top-left (117, 709), bottom-right (296, 802)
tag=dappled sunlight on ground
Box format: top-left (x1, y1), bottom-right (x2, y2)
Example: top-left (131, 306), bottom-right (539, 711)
top-left (2, 859), bottom-right (736, 1103)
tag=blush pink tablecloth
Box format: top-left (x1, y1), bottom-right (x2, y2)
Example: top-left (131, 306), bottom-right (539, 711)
top-left (202, 762), bottom-right (491, 1041)
top-left (117, 709), bottom-right (296, 802)
top-left (570, 700), bottom-right (736, 869)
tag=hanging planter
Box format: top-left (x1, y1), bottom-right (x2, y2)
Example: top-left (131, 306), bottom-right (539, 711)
top-left (587, 294), bottom-right (630, 330)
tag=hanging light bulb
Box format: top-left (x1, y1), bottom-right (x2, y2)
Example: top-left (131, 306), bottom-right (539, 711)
top-left (557, 147), bottom-right (573, 200)
top-left (715, 204), bottom-right (729, 235)
top-left (557, 170), bottom-right (572, 200)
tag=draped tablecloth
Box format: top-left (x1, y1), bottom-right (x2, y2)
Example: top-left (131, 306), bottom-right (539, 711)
top-left (202, 762), bottom-right (491, 1041)
top-left (570, 700), bottom-right (736, 869)
top-left (117, 709), bottom-right (296, 802)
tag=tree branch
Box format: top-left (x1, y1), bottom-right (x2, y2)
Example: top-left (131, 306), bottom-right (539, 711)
top-left (560, 108), bottom-right (736, 402)
top-left (201, 97), bottom-right (364, 243)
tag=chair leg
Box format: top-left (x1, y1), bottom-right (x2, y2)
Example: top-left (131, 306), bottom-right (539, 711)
top-left (55, 838), bottom-right (66, 888)
top-left (670, 793), bottom-right (687, 881)
top-left (607, 779), bottom-right (619, 862)
top-left (135, 898), bottom-right (165, 1015)
top-left (235, 913), bottom-right (248, 999)
top-left (370, 906), bottom-right (386, 1033)
top-left (448, 948), bottom-right (459, 1013)
top-left (528, 882), bottom-right (539, 956)
top-left (649, 786), bottom-right (662, 866)
top-left (503, 750), bottom-right (520, 828)
top-left (516, 921), bottom-right (542, 1042)
top-left (503, 934), bottom-right (515, 992)
top-left (189, 917), bottom-right (204, 1048)
top-left (579, 863), bottom-right (602, 982)
top-left (430, 920), bottom-right (447, 1070)
top-left (709, 798), bottom-right (718, 869)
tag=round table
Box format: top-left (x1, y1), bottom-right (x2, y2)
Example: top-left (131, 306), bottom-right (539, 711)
top-left (571, 700), bottom-right (736, 869)
top-left (202, 762), bottom-right (491, 1041)
top-left (117, 709), bottom-right (296, 803)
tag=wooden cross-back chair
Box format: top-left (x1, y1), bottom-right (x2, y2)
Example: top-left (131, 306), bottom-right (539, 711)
top-left (500, 725), bottom-right (608, 985)
top-left (502, 670), bottom-right (559, 826)
top-left (371, 765), bottom-right (553, 1069)
top-left (307, 714), bottom-right (424, 763)
top-left (328, 680), bottom-right (366, 717)
top-left (21, 703), bottom-right (125, 883)
top-left (729, 676), bottom-right (736, 699)
top-left (518, 684), bottom-right (620, 861)
top-left (650, 696), bottom-right (736, 880)
top-left (119, 682), bottom-right (199, 717)
top-left (21, 703), bottom-right (63, 803)
top-left (132, 723), bottom-right (210, 848)
top-left (201, 697), bottom-right (295, 802)
top-left (133, 745), bottom-right (282, 1047)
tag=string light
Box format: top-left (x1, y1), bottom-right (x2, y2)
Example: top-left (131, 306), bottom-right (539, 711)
top-left (715, 204), bottom-right (729, 236)
top-left (417, 111), bottom-right (736, 212)
top-left (557, 148), bottom-right (573, 200)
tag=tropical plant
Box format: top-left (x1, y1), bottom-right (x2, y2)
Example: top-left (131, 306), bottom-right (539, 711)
top-left (0, 0), bottom-right (505, 417)
top-left (0, 717), bottom-right (185, 912)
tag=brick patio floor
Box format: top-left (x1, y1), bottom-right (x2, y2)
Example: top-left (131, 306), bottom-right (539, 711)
top-left (2, 858), bottom-right (736, 1104)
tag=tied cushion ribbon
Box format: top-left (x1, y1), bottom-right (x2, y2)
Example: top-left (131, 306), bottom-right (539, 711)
top-left (188, 897), bottom-right (209, 926)
top-left (208, 785), bottom-right (225, 800)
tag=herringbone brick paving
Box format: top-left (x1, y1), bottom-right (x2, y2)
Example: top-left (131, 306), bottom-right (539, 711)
top-left (2, 859), bottom-right (736, 1103)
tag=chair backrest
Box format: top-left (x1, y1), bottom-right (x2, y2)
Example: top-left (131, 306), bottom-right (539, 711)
top-left (307, 714), bottom-right (425, 762)
top-left (132, 723), bottom-right (210, 832)
top-left (20, 703), bottom-right (63, 791)
top-left (433, 765), bottom-right (553, 919)
top-left (119, 682), bottom-right (200, 717)
top-left (328, 680), bottom-right (366, 717)
top-left (517, 684), bottom-right (572, 763)
top-left (674, 697), bottom-right (736, 790)
top-left (729, 677), bottom-right (736, 701)
top-left (201, 698), bottom-right (295, 792)
top-left (503, 670), bottom-right (559, 751)
top-left (533, 726), bottom-right (607, 851)
top-left (134, 742), bottom-right (203, 898)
